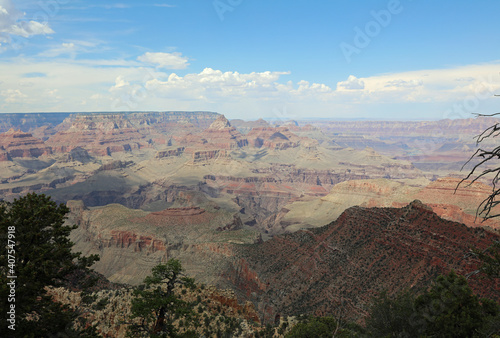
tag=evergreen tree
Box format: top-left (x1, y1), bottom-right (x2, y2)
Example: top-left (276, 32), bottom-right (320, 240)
top-left (0, 193), bottom-right (99, 337)
top-left (365, 290), bottom-right (422, 337)
top-left (414, 270), bottom-right (499, 337)
top-left (128, 259), bottom-right (196, 337)
top-left (285, 316), bottom-right (339, 338)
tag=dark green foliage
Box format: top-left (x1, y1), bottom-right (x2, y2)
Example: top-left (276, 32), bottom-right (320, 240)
top-left (365, 290), bottom-right (422, 337)
top-left (0, 193), bottom-right (99, 337)
top-left (286, 316), bottom-right (338, 338)
top-left (415, 270), bottom-right (499, 337)
top-left (363, 271), bottom-right (500, 337)
top-left (127, 259), bottom-right (196, 337)
top-left (94, 297), bottom-right (109, 311)
top-left (471, 240), bottom-right (500, 278)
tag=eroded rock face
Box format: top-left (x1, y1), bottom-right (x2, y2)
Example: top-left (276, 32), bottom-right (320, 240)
top-left (246, 127), bottom-right (304, 150)
top-left (0, 129), bottom-right (52, 160)
top-left (68, 201), bottom-right (261, 285)
top-left (70, 199), bottom-right (500, 324)
top-left (176, 115), bottom-right (249, 150)
top-left (225, 201), bottom-right (500, 323)
top-left (47, 114), bottom-right (148, 156)
top-left (267, 176), bottom-right (500, 233)
top-left (0, 113), bottom-right (71, 133)
top-left (156, 147), bottom-right (185, 159)
top-left (43, 111), bottom-right (219, 156)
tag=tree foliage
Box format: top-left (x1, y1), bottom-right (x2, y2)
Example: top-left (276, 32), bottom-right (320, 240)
top-left (365, 290), bottom-right (421, 337)
top-left (364, 271), bottom-right (500, 337)
top-left (285, 316), bottom-right (339, 338)
top-left (415, 270), bottom-right (499, 337)
top-left (0, 193), bottom-right (99, 337)
top-left (128, 259), bottom-right (196, 337)
top-left (469, 240), bottom-right (500, 279)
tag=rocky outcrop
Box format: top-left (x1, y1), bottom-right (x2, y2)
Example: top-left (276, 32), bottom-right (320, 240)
top-left (230, 118), bottom-right (271, 134)
top-left (66, 147), bottom-right (93, 163)
top-left (156, 147), bottom-right (185, 159)
top-left (225, 201), bottom-right (500, 323)
top-left (46, 114), bottom-right (148, 156)
top-left (246, 127), bottom-right (304, 150)
top-left (191, 149), bottom-right (229, 162)
top-left (176, 115), bottom-right (248, 150)
top-left (0, 129), bottom-right (52, 160)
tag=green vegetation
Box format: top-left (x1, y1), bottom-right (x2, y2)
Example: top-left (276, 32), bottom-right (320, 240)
top-left (471, 240), bottom-right (500, 279)
top-left (127, 259), bottom-right (197, 337)
top-left (285, 316), bottom-right (340, 337)
top-left (364, 270), bottom-right (500, 337)
top-left (283, 271), bottom-right (500, 337)
top-left (365, 289), bottom-right (418, 337)
top-left (0, 193), bottom-right (100, 337)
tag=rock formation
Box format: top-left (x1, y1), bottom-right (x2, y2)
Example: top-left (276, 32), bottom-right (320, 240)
top-left (270, 177), bottom-right (500, 233)
top-left (176, 115), bottom-right (248, 150)
top-left (246, 127), bottom-right (304, 150)
top-left (0, 129), bottom-right (52, 160)
top-left (225, 201), bottom-right (500, 323)
top-left (46, 114), bottom-right (148, 156)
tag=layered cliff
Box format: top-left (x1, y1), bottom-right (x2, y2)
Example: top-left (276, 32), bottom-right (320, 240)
top-left (272, 177), bottom-right (500, 233)
top-left (68, 200), bottom-right (262, 285)
top-left (175, 115), bottom-right (248, 150)
top-left (0, 129), bottom-right (52, 160)
top-left (225, 201), bottom-right (500, 322)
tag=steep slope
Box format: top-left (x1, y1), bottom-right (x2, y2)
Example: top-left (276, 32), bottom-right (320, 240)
top-left (225, 201), bottom-right (500, 323)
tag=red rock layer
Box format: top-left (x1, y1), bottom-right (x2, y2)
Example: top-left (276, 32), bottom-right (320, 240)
top-left (225, 201), bottom-right (500, 323)
top-left (44, 111), bottom-right (219, 156)
top-left (246, 127), bottom-right (304, 150)
top-left (175, 115), bottom-right (248, 150)
top-left (46, 114), bottom-right (149, 156)
top-left (0, 129), bottom-right (52, 160)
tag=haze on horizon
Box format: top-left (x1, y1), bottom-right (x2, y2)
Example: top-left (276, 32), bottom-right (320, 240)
top-left (0, 0), bottom-right (499, 121)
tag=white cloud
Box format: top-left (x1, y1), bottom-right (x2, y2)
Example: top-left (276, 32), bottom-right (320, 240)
top-left (9, 20), bottom-right (53, 38)
top-left (138, 52), bottom-right (189, 69)
top-left (38, 40), bottom-right (106, 58)
top-left (1, 89), bottom-right (27, 103)
top-left (337, 75), bottom-right (365, 90)
top-left (0, 56), bottom-right (499, 119)
top-left (0, 0), bottom-right (54, 46)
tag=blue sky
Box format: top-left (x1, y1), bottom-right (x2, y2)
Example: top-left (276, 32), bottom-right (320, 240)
top-left (0, 0), bottom-right (499, 120)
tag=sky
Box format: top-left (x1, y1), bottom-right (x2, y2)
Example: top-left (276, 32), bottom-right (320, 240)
top-left (0, 0), bottom-right (499, 120)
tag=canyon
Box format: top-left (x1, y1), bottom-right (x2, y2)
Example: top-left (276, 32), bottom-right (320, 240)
top-left (1, 111), bottom-right (500, 324)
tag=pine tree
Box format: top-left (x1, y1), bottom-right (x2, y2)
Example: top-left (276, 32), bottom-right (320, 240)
top-left (128, 259), bottom-right (196, 337)
top-left (0, 193), bottom-right (99, 337)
